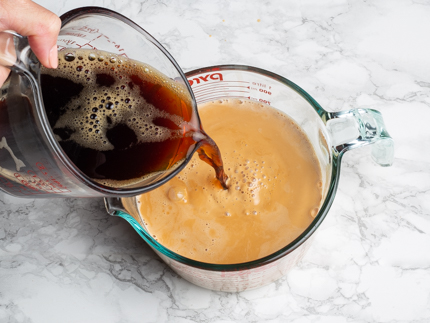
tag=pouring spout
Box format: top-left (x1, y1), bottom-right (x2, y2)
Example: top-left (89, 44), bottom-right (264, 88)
top-left (104, 196), bottom-right (142, 222)
top-left (104, 197), bottom-right (126, 215)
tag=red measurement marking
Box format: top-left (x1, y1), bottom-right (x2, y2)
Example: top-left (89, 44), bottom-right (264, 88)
top-left (195, 95), bottom-right (249, 103)
top-left (35, 161), bottom-right (70, 193)
top-left (0, 176), bottom-right (15, 188)
top-left (252, 82), bottom-right (267, 87)
top-left (259, 99), bottom-right (271, 105)
top-left (14, 173), bottom-right (40, 192)
top-left (259, 88), bottom-right (272, 95)
top-left (76, 26), bottom-right (100, 34)
top-left (192, 80), bottom-right (249, 90)
top-left (58, 39), bottom-right (77, 47)
top-left (58, 29), bottom-right (128, 58)
top-left (79, 43), bottom-right (96, 50)
top-left (0, 174), bottom-right (45, 195)
top-left (193, 85), bottom-right (250, 95)
top-left (196, 90), bottom-right (250, 100)
top-left (65, 32), bottom-right (87, 38)
top-left (29, 171), bottom-right (57, 192)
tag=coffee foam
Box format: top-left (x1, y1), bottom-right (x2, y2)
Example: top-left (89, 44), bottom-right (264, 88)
top-left (41, 49), bottom-right (190, 152)
top-left (174, 99), bottom-right (296, 212)
top-left (138, 98), bottom-right (323, 264)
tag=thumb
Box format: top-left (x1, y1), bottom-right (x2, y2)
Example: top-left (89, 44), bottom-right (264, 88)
top-left (0, 0), bottom-right (61, 68)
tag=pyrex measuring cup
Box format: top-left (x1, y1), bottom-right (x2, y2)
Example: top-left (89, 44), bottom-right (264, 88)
top-left (0, 7), bottom-right (197, 198)
top-left (105, 65), bottom-right (394, 292)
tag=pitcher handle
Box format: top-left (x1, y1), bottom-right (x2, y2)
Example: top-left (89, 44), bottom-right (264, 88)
top-left (0, 31), bottom-right (32, 72)
top-left (325, 108), bottom-right (394, 166)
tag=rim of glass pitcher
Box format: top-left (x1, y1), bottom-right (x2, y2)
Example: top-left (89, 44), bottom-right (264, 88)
top-left (119, 65), bottom-right (343, 271)
top-left (38, 7), bottom-right (199, 196)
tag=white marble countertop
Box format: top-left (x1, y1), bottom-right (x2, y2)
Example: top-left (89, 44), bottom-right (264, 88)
top-left (1, 0), bottom-right (430, 322)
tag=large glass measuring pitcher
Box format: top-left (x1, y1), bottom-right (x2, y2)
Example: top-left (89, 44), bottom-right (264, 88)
top-left (0, 7), bottom-right (198, 198)
top-left (105, 65), bottom-right (394, 292)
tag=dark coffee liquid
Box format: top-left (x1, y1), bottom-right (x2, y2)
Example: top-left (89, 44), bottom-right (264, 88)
top-left (40, 49), bottom-right (227, 189)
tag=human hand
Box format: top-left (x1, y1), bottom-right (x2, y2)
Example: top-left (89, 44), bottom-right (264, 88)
top-left (0, 0), bottom-right (61, 86)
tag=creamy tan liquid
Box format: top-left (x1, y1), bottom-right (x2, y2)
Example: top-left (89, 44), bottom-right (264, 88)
top-left (138, 98), bottom-right (322, 264)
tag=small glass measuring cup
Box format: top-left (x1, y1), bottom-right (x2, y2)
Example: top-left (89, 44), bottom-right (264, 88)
top-left (0, 7), bottom-right (198, 198)
top-left (105, 65), bottom-right (394, 292)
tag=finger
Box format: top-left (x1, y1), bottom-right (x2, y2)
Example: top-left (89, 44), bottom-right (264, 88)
top-left (0, 66), bottom-right (10, 86)
top-left (28, 30), bottom-right (60, 69)
top-left (0, 0), bottom-right (61, 68)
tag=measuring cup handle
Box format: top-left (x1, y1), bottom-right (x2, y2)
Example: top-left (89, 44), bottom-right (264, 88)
top-left (0, 31), bottom-right (31, 71)
top-left (325, 108), bottom-right (394, 166)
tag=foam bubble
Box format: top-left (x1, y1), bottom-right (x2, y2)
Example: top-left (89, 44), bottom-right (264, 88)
top-left (168, 185), bottom-right (188, 203)
top-left (310, 207), bottom-right (319, 218)
top-left (42, 49), bottom-right (191, 152)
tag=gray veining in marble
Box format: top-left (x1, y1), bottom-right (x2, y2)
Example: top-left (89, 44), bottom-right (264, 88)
top-left (1, 0), bottom-right (430, 322)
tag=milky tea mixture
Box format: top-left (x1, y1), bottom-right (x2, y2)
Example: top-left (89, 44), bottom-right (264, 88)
top-left (138, 98), bottom-right (322, 264)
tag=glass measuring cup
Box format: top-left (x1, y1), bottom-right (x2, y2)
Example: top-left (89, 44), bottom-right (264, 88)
top-left (0, 7), bottom-right (198, 198)
top-left (105, 65), bottom-right (394, 292)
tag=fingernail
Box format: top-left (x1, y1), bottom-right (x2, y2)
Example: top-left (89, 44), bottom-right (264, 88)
top-left (49, 45), bottom-right (58, 68)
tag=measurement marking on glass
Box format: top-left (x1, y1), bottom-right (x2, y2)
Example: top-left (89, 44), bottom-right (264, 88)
top-left (195, 89), bottom-right (250, 97)
top-left (58, 25), bottom-right (129, 57)
top-left (193, 85), bottom-right (251, 95)
top-left (194, 95), bottom-right (250, 102)
top-left (192, 80), bottom-right (250, 90)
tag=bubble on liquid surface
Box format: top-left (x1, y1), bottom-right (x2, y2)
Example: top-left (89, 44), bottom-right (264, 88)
top-left (168, 186), bottom-right (188, 203)
top-left (43, 49), bottom-right (190, 152)
top-left (310, 207), bottom-right (319, 218)
top-left (64, 53), bottom-right (75, 62)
